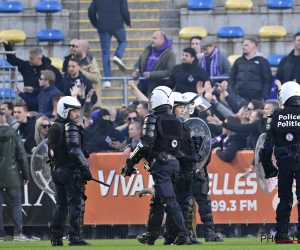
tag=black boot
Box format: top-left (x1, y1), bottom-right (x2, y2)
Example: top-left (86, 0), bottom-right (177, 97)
top-left (163, 233), bottom-right (175, 245)
top-left (51, 237), bottom-right (63, 246)
top-left (68, 236), bottom-right (91, 246)
top-left (274, 233), bottom-right (293, 244)
top-left (174, 232), bottom-right (192, 245)
top-left (136, 232), bottom-right (158, 245)
top-left (189, 235), bottom-right (202, 244)
top-left (205, 228), bottom-right (223, 242)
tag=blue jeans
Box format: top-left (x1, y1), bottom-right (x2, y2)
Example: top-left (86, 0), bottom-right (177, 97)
top-left (0, 187), bottom-right (22, 236)
top-left (98, 27), bottom-right (127, 77)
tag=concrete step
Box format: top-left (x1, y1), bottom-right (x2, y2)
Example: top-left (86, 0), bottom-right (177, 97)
top-left (79, 27), bottom-right (179, 39)
top-left (79, 9), bottom-right (179, 19)
top-left (87, 38), bottom-right (151, 48)
top-left (90, 47), bottom-right (145, 58)
top-left (79, 0), bottom-right (175, 10)
top-left (96, 57), bottom-right (138, 68)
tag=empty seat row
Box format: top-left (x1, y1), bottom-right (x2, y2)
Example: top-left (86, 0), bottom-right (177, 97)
top-left (0, 1), bottom-right (62, 13)
top-left (0, 29), bottom-right (64, 43)
top-left (179, 26), bottom-right (287, 39)
top-left (187, 0), bottom-right (294, 11)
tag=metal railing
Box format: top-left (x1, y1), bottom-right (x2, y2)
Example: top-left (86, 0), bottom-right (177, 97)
top-left (101, 76), bottom-right (230, 106)
top-left (0, 51), bottom-right (18, 103)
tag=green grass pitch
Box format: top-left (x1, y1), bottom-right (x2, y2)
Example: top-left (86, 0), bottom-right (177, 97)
top-left (0, 238), bottom-right (297, 250)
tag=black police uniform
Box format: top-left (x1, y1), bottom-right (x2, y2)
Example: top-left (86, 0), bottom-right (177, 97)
top-left (260, 96), bottom-right (300, 243)
top-left (163, 116), bottom-right (202, 244)
top-left (48, 116), bottom-right (92, 246)
top-left (192, 153), bottom-right (223, 242)
top-left (121, 105), bottom-right (191, 245)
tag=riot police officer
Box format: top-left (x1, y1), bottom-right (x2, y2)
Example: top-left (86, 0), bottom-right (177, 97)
top-left (121, 86), bottom-right (191, 245)
top-left (48, 96), bottom-right (92, 246)
top-left (183, 92), bottom-right (223, 242)
top-left (260, 81), bottom-right (300, 243)
top-left (163, 92), bottom-right (202, 245)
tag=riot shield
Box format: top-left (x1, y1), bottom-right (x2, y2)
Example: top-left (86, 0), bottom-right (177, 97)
top-left (30, 139), bottom-right (55, 196)
top-left (254, 133), bottom-right (277, 194)
top-left (185, 117), bottom-right (212, 171)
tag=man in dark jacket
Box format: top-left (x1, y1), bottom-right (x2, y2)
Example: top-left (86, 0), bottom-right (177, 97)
top-left (168, 47), bottom-right (210, 94)
top-left (229, 37), bottom-right (273, 101)
top-left (276, 33), bottom-right (300, 84)
top-left (132, 31), bottom-right (176, 96)
top-left (13, 102), bottom-right (35, 141)
top-left (15, 70), bottom-right (61, 117)
top-left (88, 0), bottom-right (131, 88)
top-left (62, 38), bottom-right (78, 76)
top-left (0, 111), bottom-right (30, 241)
top-left (0, 39), bottom-right (62, 98)
top-left (57, 58), bottom-right (97, 106)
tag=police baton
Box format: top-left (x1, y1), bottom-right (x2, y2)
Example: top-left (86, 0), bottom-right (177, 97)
top-left (91, 177), bottom-right (110, 187)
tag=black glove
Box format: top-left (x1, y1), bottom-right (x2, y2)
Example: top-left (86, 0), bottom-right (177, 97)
top-left (178, 151), bottom-right (202, 163)
top-left (265, 164), bottom-right (278, 179)
top-left (81, 167), bottom-right (92, 181)
top-left (192, 136), bottom-right (203, 152)
top-left (83, 148), bottom-right (90, 159)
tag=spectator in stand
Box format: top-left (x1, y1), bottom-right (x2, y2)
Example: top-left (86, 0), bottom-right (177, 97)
top-left (190, 36), bottom-right (203, 65)
top-left (0, 111), bottom-right (30, 241)
top-left (13, 102), bottom-right (36, 141)
top-left (62, 38), bottom-right (78, 76)
top-left (211, 116), bottom-right (247, 162)
top-left (106, 106), bottom-right (118, 127)
top-left (168, 47), bottom-right (210, 94)
top-left (85, 109), bottom-right (124, 152)
top-left (73, 39), bottom-right (101, 105)
top-left (132, 31), bottom-right (176, 96)
top-left (136, 101), bottom-right (150, 122)
top-left (50, 92), bottom-right (65, 119)
top-left (200, 36), bottom-right (231, 77)
top-left (0, 40), bottom-right (62, 98)
top-left (229, 37), bottom-right (273, 101)
top-left (233, 106), bottom-right (249, 124)
top-left (276, 33), bottom-right (300, 84)
top-left (24, 116), bottom-right (51, 155)
top-left (115, 107), bottom-right (139, 139)
top-left (57, 57), bottom-right (97, 106)
top-left (1, 102), bottom-right (18, 130)
top-left (15, 70), bottom-right (61, 117)
top-left (88, 0), bottom-right (131, 88)
top-left (263, 101), bottom-right (279, 119)
top-left (120, 121), bottom-right (142, 157)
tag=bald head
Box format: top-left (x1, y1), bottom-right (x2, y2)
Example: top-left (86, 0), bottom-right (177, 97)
top-left (69, 38), bottom-right (78, 55)
top-left (74, 39), bottom-right (89, 59)
top-left (151, 31), bottom-right (166, 50)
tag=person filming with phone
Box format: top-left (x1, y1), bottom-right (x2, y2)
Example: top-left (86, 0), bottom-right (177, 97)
top-left (84, 109), bottom-right (124, 152)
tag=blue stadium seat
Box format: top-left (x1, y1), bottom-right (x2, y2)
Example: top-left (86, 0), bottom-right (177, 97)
top-left (37, 29), bottom-right (64, 42)
top-left (0, 59), bottom-right (12, 68)
top-left (267, 54), bottom-right (285, 67)
top-left (0, 1), bottom-right (24, 13)
top-left (35, 1), bottom-right (62, 13)
top-left (267, 0), bottom-right (293, 9)
top-left (217, 26), bottom-right (245, 38)
top-left (187, 0), bottom-right (214, 10)
top-left (0, 88), bottom-right (16, 99)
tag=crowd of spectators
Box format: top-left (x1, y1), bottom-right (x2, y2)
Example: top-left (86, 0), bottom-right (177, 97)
top-left (2, 29), bottom-right (298, 180)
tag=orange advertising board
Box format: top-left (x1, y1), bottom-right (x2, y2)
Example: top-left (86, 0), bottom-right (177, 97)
top-left (85, 151), bottom-right (297, 225)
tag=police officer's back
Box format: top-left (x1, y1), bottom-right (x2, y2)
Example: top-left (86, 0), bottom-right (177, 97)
top-left (260, 81), bottom-right (300, 243)
top-left (48, 96), bottom-right (92, 246)
top-left (121, 86), bottom-right (191, 245)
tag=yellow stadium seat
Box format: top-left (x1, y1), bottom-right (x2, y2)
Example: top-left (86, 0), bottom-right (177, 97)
top-left (179, 27), bottom-right (207, 40)
top-left (225, 0), bottom-right (253, 10)
top-left (50, 57), bottom-right (63, 71)
top-left (258, 26), bottom-right (286, 38)
top-left (0, 30), bottom-right (26, 43)
top-left (228, 55), bottom-right (241, 66)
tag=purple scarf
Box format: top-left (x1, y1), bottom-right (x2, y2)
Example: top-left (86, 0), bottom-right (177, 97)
top-left (201, 47), bottom-right (220, 77)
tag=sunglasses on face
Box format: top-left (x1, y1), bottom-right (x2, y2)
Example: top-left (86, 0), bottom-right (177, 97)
top-left (127, 117), bottom-right (137, 121)
top-left (68, 44), bottom-right (75, 48)
top-left (41, 124), bottom-right (51, 129)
